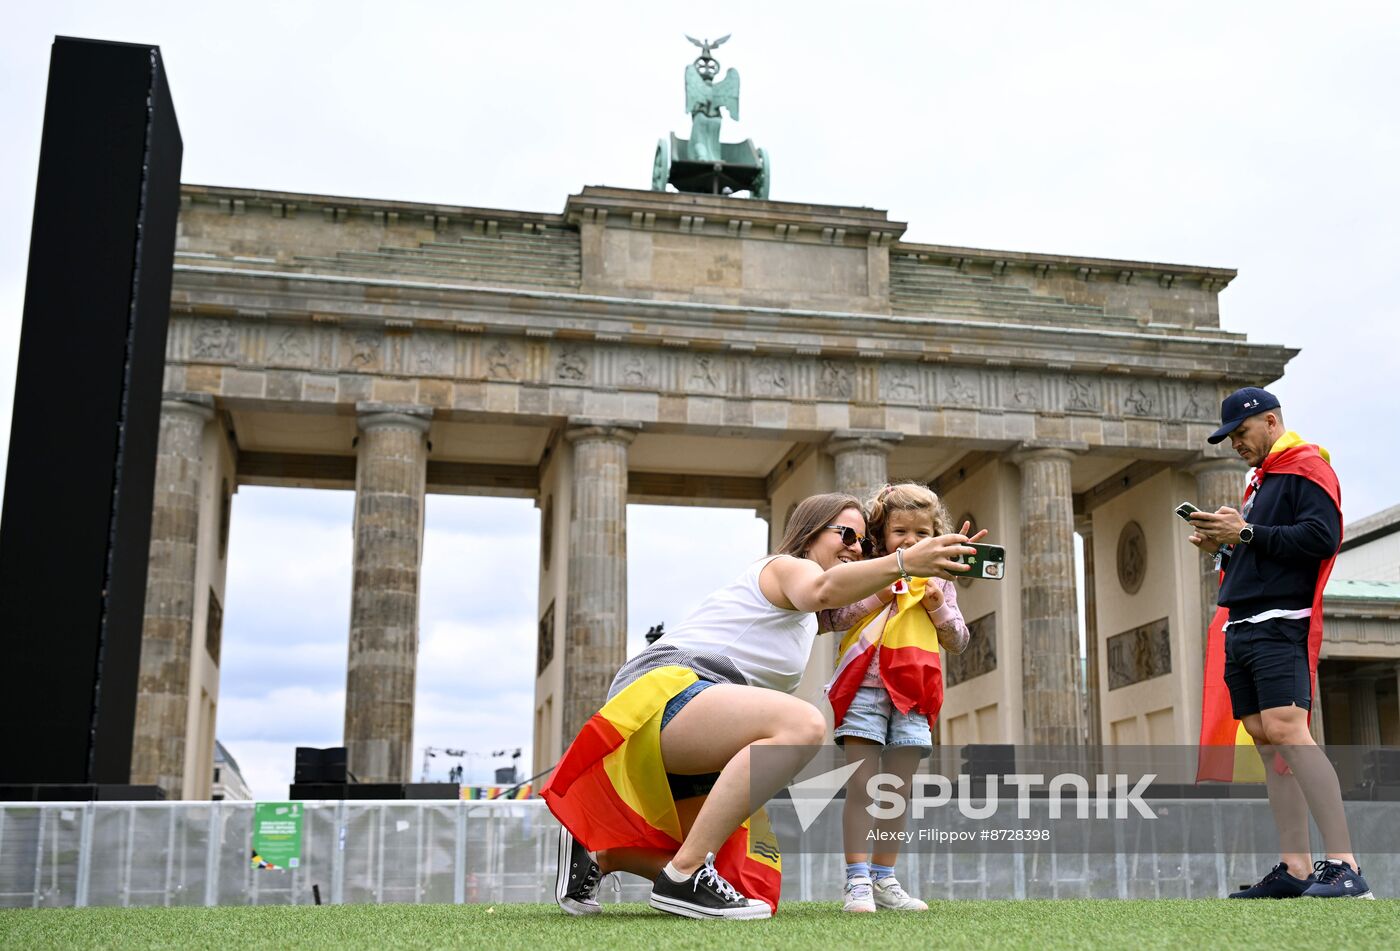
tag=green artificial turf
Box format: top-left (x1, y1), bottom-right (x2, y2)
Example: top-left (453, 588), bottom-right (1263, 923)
top-left (1, 899), bottom-right (1395, 951)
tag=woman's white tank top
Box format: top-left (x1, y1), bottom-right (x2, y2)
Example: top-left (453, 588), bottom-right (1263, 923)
top-left (610, 555), bottom-right (817, 697)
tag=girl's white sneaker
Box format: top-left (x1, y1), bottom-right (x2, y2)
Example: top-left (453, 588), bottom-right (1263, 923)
top-left (843, 875), bottom-right (876, 912)
top-left (873, 876), bottom-right (928, 911)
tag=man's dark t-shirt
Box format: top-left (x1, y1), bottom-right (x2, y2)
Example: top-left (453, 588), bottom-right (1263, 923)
top-left (1217, 472), bottom-right (1341, 622)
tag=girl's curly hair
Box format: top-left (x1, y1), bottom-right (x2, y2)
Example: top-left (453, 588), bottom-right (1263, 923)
top-left (864, 481), bottom-right (952, 557)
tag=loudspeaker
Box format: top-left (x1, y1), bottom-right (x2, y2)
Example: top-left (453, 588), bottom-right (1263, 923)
top-left (0, 783), bottom-right (166, 802)
top-left (288, 782), bottom-right (462, 801)
top-left (289, 783), bottom-right (351, 801)
top-left (0, 37), bottom-right (182, 786)
top-left (294, 747), bottom-right (348, 784)
top-left (405, 783), bottom-right (460, 800)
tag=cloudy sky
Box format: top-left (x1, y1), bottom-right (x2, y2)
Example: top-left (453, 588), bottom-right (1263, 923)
top-left (2, 2), bottom-right (1397, 798)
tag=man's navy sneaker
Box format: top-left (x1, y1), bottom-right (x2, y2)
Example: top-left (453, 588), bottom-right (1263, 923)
top-left (1302, 859), bottom-right (1375, 899)
top-left (1228, 862), bottom-right (1314, 899)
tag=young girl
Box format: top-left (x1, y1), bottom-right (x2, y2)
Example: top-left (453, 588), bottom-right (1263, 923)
top-left (820, 482), bottom-right (976, 913)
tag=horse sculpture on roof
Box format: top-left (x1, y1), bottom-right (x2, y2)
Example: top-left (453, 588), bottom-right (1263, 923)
top-left (652, 34), bottom-right (770, 198)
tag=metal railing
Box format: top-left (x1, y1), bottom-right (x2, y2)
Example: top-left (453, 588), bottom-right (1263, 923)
top-left (1, 799), bottom-right (1393, 908)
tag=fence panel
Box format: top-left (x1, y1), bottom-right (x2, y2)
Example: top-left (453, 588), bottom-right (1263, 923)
top-left (1, 799), bottom-right (1395, 908)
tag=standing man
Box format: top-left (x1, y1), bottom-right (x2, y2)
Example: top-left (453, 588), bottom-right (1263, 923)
top-left (1188, 386), bottom-right (1373, 900)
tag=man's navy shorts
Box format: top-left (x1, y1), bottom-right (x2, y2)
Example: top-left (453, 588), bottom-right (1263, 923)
top-left (1223, 616), bottom-right (1312, 718)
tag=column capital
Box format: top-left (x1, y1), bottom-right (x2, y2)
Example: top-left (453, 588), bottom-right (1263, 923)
top-left (1185, 455), bottom-right (1249, 478)
top-left (356, 402), bottom-right (432, 435)
top-left (160, 392), bottom-right (215, 422)
top-left (565, 417), bottom-right (642, 446)
top-left (824, 429), bottom-right (903, 457)
top-left (1006, 443), bottom-right (1083, 467)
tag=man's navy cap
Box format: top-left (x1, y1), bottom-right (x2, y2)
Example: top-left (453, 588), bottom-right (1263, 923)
top-left (1207, 386), bottom-right (1280, 444)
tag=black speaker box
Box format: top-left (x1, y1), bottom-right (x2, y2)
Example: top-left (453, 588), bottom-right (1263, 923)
top-left (294, 746), bottom-right (348, 784)
top-left (0, 783), bottom-right (167, 802)
top-left (0, 37), bottom-right (182, 787)
top-left (288, 782), bottom-right (462, 801)
top-left (289, 783), bottom-right (350, 801)
top-left (405, 783), bottom-right (460, 800)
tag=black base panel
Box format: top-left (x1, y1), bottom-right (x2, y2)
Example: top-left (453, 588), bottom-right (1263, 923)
top-left (0, 784), bottom-right (166, 801)
top-left (288, 783), bottom-right (463, 801)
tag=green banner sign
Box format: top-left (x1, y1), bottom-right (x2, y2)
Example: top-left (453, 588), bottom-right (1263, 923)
top-left (251, 801), bottom-right (303, 870)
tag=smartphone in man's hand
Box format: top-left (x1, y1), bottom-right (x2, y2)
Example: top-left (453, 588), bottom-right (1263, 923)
top-left (1175, 502), bottom-right (1202, 523)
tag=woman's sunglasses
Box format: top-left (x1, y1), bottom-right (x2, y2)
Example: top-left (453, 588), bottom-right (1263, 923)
top-left (823, 524), bottom-right (869, 552)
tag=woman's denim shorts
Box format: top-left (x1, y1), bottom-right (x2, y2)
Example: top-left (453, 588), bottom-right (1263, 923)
top-left (660, 679), bottom-right (719, 799)
top-left (660, 679), bottom-right (715, 730)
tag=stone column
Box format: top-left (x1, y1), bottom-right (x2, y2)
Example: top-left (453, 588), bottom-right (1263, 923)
top-left (1310, 670), bottom-right (1328, 745)
top-left (1010, 448), bottom-right (1084, 746)
top-left (1350, 676), bottom-right (1382, 748)
top-left (1395, 665), bottom-right (1400, 741)
top-left (1188, 459), bottom-right (1249, 653)
top-left (562, 420), bottom-right (639, 742)
top-left (826, 431), bottom-right (902, 504)
top-left (131, 394), bottom-right (215, 798)
top-left (1077, 517), bottom-right (1103, 748)
top-left (344, 403), bottom-right (431, 784)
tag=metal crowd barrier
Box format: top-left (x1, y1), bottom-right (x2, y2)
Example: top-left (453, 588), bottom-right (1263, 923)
top-left (1, 799), bottom-right (1393, 908)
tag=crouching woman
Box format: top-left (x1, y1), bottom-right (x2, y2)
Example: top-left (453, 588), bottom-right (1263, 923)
top-left (543, 492), bottom-right (973, 920)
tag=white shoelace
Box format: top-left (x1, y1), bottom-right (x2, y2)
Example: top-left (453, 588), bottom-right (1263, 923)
top-left (878, 879), bottom-right (911, 900)
top-left (694, 854), bottom-right (743, 902)
top-left (847, 881), bottom-right (873, 901)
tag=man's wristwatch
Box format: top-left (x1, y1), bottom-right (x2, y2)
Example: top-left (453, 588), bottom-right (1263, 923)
top-left (1238, 524), bottom-right (1255, 544)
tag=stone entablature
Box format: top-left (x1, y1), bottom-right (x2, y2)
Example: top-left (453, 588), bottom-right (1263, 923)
top-left (894, 242), bottom-right (1237, 291)
top-left (179, 184), bottom-right (569, 236)
top-left (1322, 581), bottom-right (1400, 650)
top-left (563, 186), bottom-right (906, 246)
top-left (176, 184), bottom-right (1247, 333)
top-left (170, 263), bottom-right (1272, 368)
top-left (893, 243), bottom-right (1235, 330)
top-left (167, 270), bottom-right (1291, 457)
top-left (164, 315), bottom-right (1265, 456)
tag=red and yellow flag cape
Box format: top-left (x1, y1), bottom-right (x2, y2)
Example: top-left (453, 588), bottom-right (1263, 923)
top-left (1197, 433), bottom-right (1341, 782)
top-left (827, 578), bottom-right (945, 730)
top-left (541, 665), bottom-right (783, 911)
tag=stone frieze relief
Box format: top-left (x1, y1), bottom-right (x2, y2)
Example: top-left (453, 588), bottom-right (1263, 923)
top-left (169, 317), bottom-right (1224, 422)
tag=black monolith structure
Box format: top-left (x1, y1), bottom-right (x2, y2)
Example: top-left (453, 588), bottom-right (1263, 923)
top-left (0, 37), bottom-right (182, 799)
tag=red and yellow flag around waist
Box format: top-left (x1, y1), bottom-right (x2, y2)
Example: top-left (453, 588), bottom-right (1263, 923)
top-left (1197, 432), bottom-right (1341, 782)
top-left (541, 665), bottom-right (783, 911)
top-left (827, 578), bottom-right (945, 729)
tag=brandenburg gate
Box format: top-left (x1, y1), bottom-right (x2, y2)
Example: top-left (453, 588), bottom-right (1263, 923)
top-left (131, 174), bottom-right (1296, 798)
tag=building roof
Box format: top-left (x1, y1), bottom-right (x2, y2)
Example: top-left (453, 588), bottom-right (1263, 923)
top-left (214, 740), bottom-right (243, 776)
top-left (1341, 502), bottom-right (1400, 551)
top-left (1324, 578), bottom-right (1400, 601)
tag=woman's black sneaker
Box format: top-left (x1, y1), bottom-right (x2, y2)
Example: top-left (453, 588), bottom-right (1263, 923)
top-left (1301, 859), bottom-right (1375, 899)
top-left (649, 852), bottom-right (772, 920)
top-left (1228, 862), bottom-right (1314, 898)
top-left (555, 826), bottom-right (602, 915)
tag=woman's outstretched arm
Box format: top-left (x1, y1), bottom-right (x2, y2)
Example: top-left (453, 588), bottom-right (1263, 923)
top-left (761, 534), bottom-right (975, 612)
